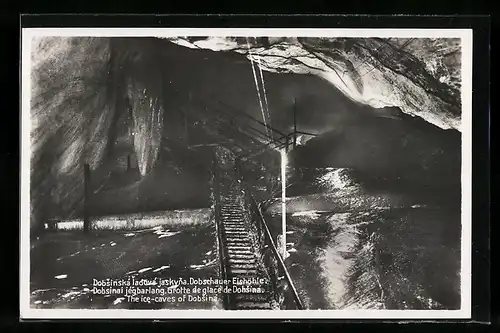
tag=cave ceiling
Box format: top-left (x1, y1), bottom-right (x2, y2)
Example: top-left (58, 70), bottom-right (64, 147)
top-left (165, 36), bottom-right (462, 131)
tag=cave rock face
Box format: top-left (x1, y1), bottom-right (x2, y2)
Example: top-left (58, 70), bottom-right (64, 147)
top-left (167, 36), bottom-right (462, 131)
top-left (29, 37), bottom-right (166, 227)
top-left (30, 37), bottom-right (113, 172)
top-left (30, 37), bottom-right (114, 228)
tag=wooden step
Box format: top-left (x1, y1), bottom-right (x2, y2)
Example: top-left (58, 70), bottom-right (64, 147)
top-left (221, 216), bottom-right (244, 220)
top-left (220, 213), bottom-right (244, 217)
top-left (225, 234), bottom-right (250, 239)
top-left (229, 258), bottom-right (257, 264)
top-left (226, 238), bottom-right (251, 243)
top-left (225, 230), bottom-right (249, 234)
top-left (223, 223), bottom-right (247, 228)
top-left (230, 268), bottom-right (258, 275)
top-left (235, 301), bottom-right (272, 310)
top-left (225, 229), bottom-right (248, 233)
top-left (226, 241), bottom-right (251, 246)
top-left (225, 237), bottom-right (253, 247)
top-left (223, 220), bottom-right (246, 224)
top-left (227, 253), bottom-right (256, 259)
top-left (227, 248), bottom-right (253, 253)
top-left (230, 264), bottom-right (257, 270)
top-left (234, 293), bottom-right (269, 303)
top-left (226, 246), bottom-right (252, 252)
top-left (226, 243), bottom-right (253, 248)
top-left (225, 234), bottom-right (251, 239)
top-left (226, 238), bottom-right (252, 243)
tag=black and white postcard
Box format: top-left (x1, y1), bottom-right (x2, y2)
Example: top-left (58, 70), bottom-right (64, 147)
top-left (20, 28), bottom-right (472, 319)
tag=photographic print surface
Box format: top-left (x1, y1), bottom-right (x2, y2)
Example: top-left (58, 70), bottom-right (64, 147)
top-left (20, 28), bottom-right (472, 319)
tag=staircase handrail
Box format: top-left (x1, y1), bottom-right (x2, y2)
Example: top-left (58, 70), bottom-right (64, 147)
top-left (212, 150), bottom-right (231, 309)
top-left (235, 161), bottom-right (304, 310)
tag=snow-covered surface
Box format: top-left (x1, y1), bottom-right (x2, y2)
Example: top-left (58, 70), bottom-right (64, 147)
top-left (47, 208), bottom-right (212, 231)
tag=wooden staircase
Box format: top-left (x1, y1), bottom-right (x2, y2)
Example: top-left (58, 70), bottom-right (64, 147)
top-left (216, 157), bottom-right (276, 310)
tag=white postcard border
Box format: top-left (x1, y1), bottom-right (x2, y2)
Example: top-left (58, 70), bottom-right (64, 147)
top-left (20, 27), bottom-right (473, 320)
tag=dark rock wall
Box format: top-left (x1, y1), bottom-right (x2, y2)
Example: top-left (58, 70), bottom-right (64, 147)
top-left (30, 37), bottom-right (114, 231)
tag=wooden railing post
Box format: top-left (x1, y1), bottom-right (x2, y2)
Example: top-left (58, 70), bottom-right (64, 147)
top-left (293, 98), bottom-right (297, 149)
top-left (185, 91), bottom-right (191, 145)
top-left (212, 149), bottom-right (230, 310)
top-left (83, 163), bottom-right (91, 233)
